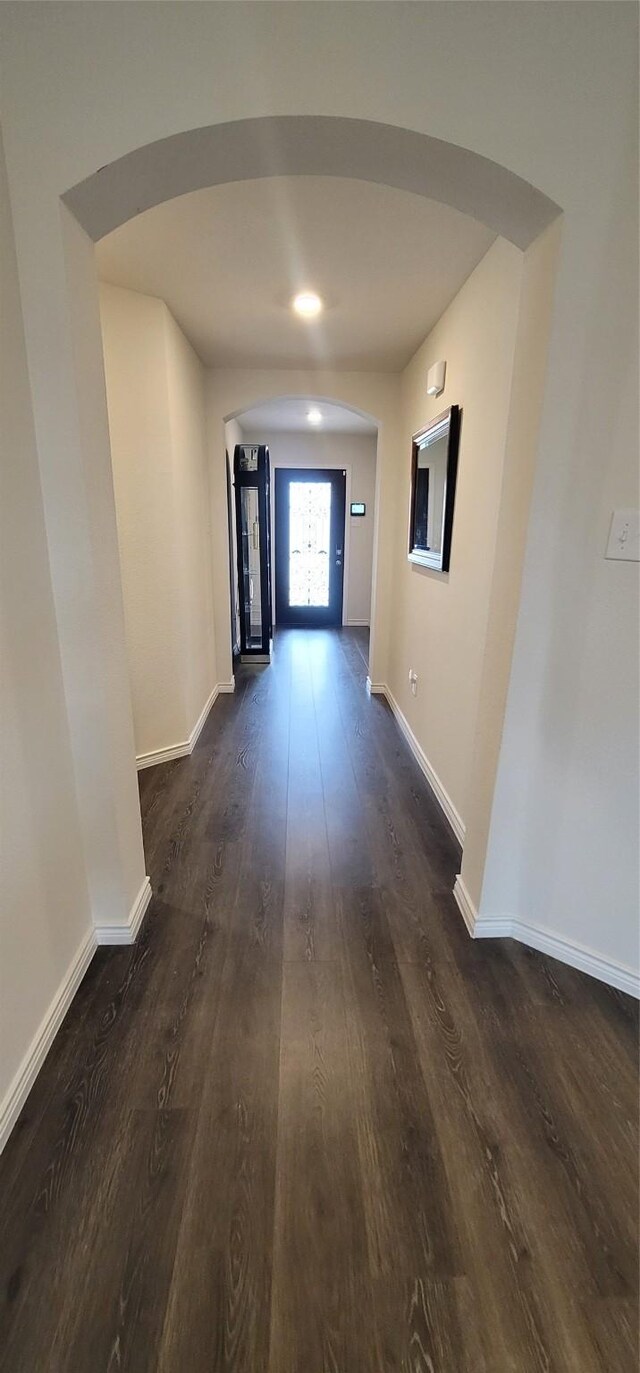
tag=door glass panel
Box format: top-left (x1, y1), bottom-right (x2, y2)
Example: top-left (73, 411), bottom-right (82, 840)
top-left (240, 485), bottom-right (263, 647)
top-left (289, 481), bottom-right (331, 607)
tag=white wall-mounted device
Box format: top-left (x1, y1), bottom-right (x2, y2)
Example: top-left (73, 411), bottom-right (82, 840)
top-left (605, 509), bottom-right (639, 561)
top-left (427, 360), bottom-right (446, 398)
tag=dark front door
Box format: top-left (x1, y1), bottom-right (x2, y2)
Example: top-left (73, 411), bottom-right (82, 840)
top-left (275, 468), bottom-right (346, 627)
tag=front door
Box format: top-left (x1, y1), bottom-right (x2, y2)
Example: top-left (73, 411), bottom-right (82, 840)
top-left (275, 468), bottom-right (346, 627)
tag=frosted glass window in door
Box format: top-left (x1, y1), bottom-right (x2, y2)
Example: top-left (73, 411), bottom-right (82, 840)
top-left (240, 485), bottom-right (263, 647)
top-left (289, 481), bottom-right (331, 607)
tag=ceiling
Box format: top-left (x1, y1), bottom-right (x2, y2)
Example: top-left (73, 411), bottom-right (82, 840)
top-left (97, 177), bottom-right (495, 373)
top-left (237, 397), bottom-right (376, 437)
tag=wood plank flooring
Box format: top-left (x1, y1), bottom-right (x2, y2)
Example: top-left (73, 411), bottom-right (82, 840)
top-left (0, 627), bottom-right (637, 1371)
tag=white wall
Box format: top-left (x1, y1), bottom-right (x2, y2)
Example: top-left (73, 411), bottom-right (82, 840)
top-left (0, 2), bottom-right (637, 990)
top-left (101, 284), bottom-right (217, 762)
top-left (165, 309), bottom-right (218, 730)
top-left (389, 239), bottom-right (524, 832)
top-left (480, 169), bottom-right (640, 976)
top-left (388, 227), bottom-right (565, 932)
top-left (242, 430), bottom-right (377, 625)
top-left (462, 221), bottom-right (561, 908)
top-left (0, 132), bottom-right (92, 1139)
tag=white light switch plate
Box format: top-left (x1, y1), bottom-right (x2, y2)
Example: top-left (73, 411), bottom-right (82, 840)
top-left (605, 509), bottom-right (640, 561)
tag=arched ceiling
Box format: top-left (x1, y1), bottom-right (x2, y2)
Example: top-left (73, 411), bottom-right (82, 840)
top-left (65, 116), bottom-right (560, 248)
top-left (97, 176), bottom-right (495, 371)
top-left (235, 396), bottom-right (377, 437)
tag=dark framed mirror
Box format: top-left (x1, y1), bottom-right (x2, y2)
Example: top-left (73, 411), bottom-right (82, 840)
top-left (408, 404), bottom-right (461, 572)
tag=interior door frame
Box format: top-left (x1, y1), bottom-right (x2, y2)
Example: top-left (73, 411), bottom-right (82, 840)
top-left (274, 467), bottom-right (348, 627)
top-left (271, 464), bottom-right (352, 628)
top-left (225, 450), bottom-right (240, 658)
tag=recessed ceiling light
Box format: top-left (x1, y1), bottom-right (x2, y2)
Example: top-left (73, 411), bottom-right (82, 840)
top-left (307, 408), bottom-right (322, 425)
top-left (293, 291), bottom-right (323, 318)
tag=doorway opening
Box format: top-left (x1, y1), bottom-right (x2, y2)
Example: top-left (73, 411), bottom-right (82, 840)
top-left (225, 395), bottom-right (378, 664)
top-left (84, 131), bottom-right (559, 954)
top-left (275, 467), bottom-right (346, 628)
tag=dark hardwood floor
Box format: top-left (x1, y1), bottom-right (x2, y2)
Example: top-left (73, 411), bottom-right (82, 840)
top-left (1, 627), bottom-right (638, 1371)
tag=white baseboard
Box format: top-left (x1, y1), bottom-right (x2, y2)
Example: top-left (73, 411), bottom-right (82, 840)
top-left (95, 875), bottom-right (152, 946)
top-left (346, 618), bottom-right (370, 627)
top-left (0, 925), bottom-right (97, 1155)
top-left (136, 680), bottom-right (232, 770)
top-left (136, 740), bottom-right (191, 769)
top-left (189, 685), bottom-right (220, 748)
top-left (372, 682), bottom-right (465, 846)
top-left (371, 693), bottom-right (637, 998)
top-left (0, 873), bottom-right (154, 1154)
top-left (452, 875), bottom-right (479, 936)
top-left (453, 875), bottom-right (639, 998)
top-left (453, 875), bottom-right (512, 938)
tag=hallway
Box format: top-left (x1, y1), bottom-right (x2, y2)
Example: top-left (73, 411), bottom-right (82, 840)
top-left (0, 629), bottom-right (637, 1371)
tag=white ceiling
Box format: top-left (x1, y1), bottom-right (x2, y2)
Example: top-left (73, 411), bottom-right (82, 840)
top-left (97, 177), bottom-right (495, 372)
top-left (238, 397), bottom-right (376, 436)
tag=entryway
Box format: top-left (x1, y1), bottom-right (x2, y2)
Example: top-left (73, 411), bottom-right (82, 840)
top-left (225, 398), bottom-right (378, 661)
top-left (274, 467), bottom-right (346, 627)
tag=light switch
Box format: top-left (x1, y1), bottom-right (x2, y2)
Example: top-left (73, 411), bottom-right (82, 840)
top-left (605, 509), bottom-right (639, 562)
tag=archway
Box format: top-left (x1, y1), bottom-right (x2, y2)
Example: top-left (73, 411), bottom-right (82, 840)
top-left (1, 1), bottom-right (633, 1207)
top-left (225, 392), bottom-right (381, 658)
top-left (31, 113), bottom-right (563, 939)
top-left (64, 115), bottom-right (559, 247)
top-left (206, 369), bottom-right (400, 689)
top-left (62, 114), bottom-right (560, 697)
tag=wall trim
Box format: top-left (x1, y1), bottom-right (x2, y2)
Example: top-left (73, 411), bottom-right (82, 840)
top-left (371, 682), bottom-right (465, 846)
top-left (372, 696), bottom-right (637, 999)
top-left (136, 679), bottom-right (232, 770)
top-left (452, 874), bottom-right (480, 936)
top-left (0, 873), bottom-right (155, 1154)
top-left (189, 685), bottom-right (220, 748)
top-left (136, 740), bottom-right (191, 769)
top-left (347, 618), bottom-right (370, 627)
top-left (453, 875), bottom-right (640, 998)
top-left (95, 875), bottom-right (153, 947)
top-left (0, 926), bottom-right (97, 1155)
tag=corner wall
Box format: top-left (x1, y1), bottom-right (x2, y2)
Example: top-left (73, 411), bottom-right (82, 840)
top-left (461, 221), bottom-right (561, 905)
top-left (100, 284), bottom-right (218, 765)
top-left (478, 124), bottom-right (640, 988)
top-left (0, 133), bottom-right (93, 1144)
top-left (165, 306), bottom-right (218, 731)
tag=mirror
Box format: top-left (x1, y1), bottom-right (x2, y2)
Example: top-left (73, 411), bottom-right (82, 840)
top-left (408, 405), bottom-right (461, 572)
